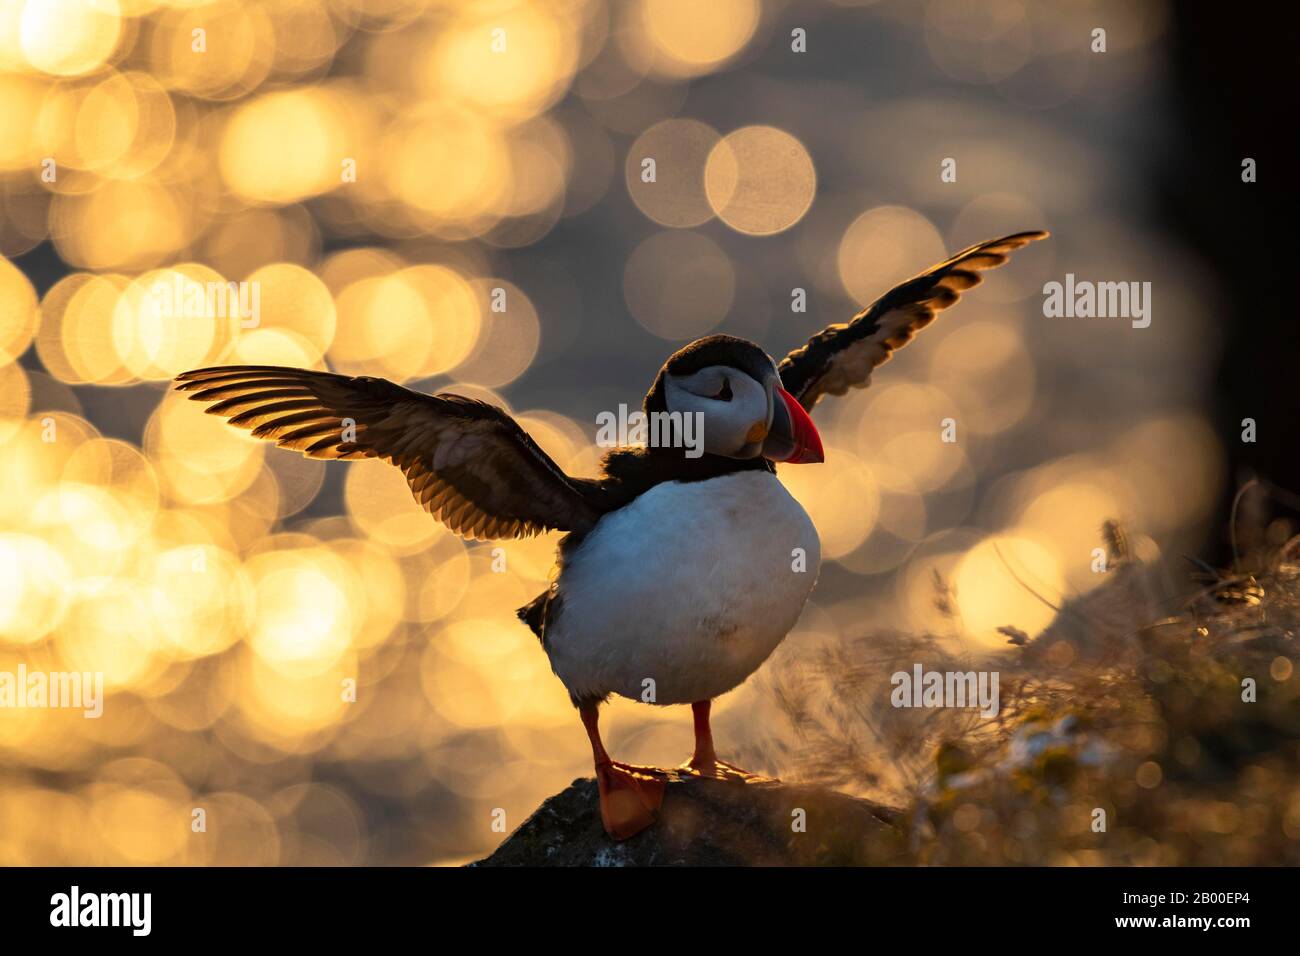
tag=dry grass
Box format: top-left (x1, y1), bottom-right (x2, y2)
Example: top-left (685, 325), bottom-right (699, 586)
top-left (763, 504), bottom-right (1300, 865)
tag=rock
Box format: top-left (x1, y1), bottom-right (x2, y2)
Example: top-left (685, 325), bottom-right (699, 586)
top-left (472, 772), bottom-right (906, 866)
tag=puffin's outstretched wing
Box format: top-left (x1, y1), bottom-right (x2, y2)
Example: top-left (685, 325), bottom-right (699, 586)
top-left (778, 230), bottom-right (1048, 411)
top-left (174, 365), bottom-right (601, 540)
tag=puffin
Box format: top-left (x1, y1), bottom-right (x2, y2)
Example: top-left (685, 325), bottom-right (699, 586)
top-left (176, 230), bottom-right (1046, 839)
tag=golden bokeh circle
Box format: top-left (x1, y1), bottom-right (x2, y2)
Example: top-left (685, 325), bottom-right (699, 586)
top-left (220, 88), bottom-right (348, 204)
top-left (111, 266), bottom-right (241, 381)
top-left (837, 205), bottom-right (945, 305)
top-left (34, 272), bottom-right (94, 384)
top-left (0, 74), bottom-right (46, 172)
top-left (0, 361), bottom-right (31, 441)
top-left (345, 458), bottom-right (445, 557)
top-left (425, 1), bottom-right (579, 120)
top-left (635, 0), bottom-right (760, 78)
top-left (623, 230), bottom-right (735, 340)
top-left (148, 1), bottom-right (275, 101)
top-left (780, 446), bottom-right (880, 560)
top-left (382, 105), bottom-right (510, 227)
top-left (228, 329), bottom-right (320, 372)
top-left (396, 265), bottom-right (482, 377)
top-left (62, 273), bottom-right (134, 385)
top-left (449, 279), bottom-right (540, 388)
top-left (625, 118), bottom-right (720, 228)
top-left (0, 532), bottom-right (71, 645)
top-left (244, 263), bottom-right (336, 356)
top-left (856, 382), bottom-right (968, 493)
top-left (146, 391), bottom-right (265, 507)
top-left (327, 274), bottom-right (432, 382)
top-left (928, 319), bottom-right (1036, 436)
top-left (20, 0), bottom-right (124, 77)
top-left (244, 546), bottom-right (356, 678)
top-left (953, 533), bottom-right (1064, 649)
top-left (51, 179), bottom-right (192, 271)
top-left (0, 254), bottom-right (38, 365)
top-left (705, 126), bottom-right (816, 236)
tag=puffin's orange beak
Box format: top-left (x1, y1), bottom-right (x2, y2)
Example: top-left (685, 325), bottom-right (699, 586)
top-left (763, 387), bottom-right (824, 464)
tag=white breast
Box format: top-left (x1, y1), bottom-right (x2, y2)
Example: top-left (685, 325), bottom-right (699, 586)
top-left (545, 470), bottom-right (821, 705)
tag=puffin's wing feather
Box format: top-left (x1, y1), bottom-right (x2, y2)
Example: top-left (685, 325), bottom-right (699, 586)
top-left (175, 365), bottom-right (600, 540)
top-left (778, 230), bottom-right (1048, 411)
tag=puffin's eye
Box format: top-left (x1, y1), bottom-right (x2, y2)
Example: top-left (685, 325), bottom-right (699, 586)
top-left (713, 378), bottom-right (733, 402)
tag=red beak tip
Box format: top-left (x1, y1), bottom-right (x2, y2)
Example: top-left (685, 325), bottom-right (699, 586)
top-left (775, 387), bottom-right (825, 465)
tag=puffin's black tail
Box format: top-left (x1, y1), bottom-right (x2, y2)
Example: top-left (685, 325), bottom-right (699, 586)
top-left (517, 590), bottom-right (550, 644)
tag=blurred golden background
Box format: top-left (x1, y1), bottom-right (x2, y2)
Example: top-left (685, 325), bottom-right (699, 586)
top-left (0, 0), bottom-right (1231, 864)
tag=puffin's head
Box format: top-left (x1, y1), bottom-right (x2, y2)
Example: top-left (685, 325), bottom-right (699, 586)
top-left (643, 334), bottom-right (823, 463)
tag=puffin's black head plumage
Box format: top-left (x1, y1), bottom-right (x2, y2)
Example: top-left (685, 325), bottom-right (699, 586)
top-left (643, 334), bottom-right (776, 415)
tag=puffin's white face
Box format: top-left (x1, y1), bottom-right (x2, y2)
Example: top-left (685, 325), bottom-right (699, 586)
top-left (663, 362), bottom-right (823, 463)
top-left (664, 363), bottom-right (774, 459)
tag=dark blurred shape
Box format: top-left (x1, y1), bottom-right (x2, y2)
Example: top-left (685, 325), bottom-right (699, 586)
top-left (474, 775), bottom-right (904, 866)
top-left (1159, 5), bottom-right (1300, 561)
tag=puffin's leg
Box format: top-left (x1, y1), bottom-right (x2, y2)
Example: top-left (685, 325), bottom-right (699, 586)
top-left (687, 699), bottom-right (718, 770)
top-left (580, 703), bottom-right (664, 840)
top-left (682, 699), bottom-right (774, 782)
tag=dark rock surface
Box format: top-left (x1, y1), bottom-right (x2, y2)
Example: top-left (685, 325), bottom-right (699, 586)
top-left (473, 773), bottom-right (906, 866)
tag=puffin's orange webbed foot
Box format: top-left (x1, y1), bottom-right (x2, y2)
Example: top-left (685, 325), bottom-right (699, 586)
top-left (679, 699), bottom-right (777, 783)
top-left (595, 760), bottom-right (665, 840)
top-left (679, 754), bottom-right (776, 783)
